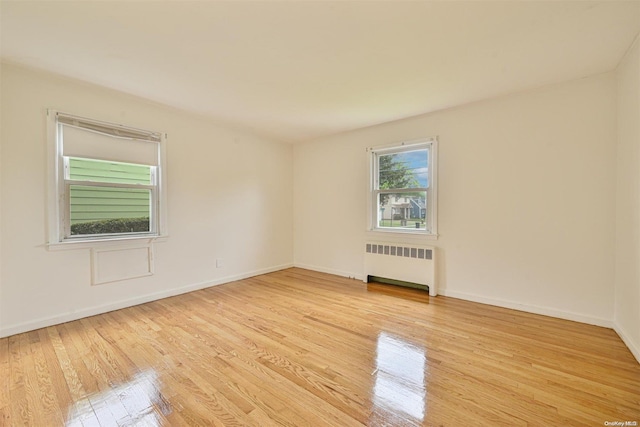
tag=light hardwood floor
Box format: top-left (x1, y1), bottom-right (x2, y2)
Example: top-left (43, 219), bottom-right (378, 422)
top-left (1, 268), bottom-right (638, 426)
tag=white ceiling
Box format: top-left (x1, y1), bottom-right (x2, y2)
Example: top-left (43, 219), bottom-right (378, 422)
top-left (1, 1), bottom-right (639, 143)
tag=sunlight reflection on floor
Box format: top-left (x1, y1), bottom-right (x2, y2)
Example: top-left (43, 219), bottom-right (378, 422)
top-left (373, 332), bottom-right (427, 423)
top-left (65, 369), bottom-right (170, 426)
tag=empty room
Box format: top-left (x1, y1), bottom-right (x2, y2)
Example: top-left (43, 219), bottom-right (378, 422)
top-left (1, 1), bottom-right (639, 426)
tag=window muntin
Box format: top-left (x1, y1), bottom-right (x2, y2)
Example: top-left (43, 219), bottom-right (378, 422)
top-left (371, 140), bottom-right (437, 235)
top-left (48, 111), bottom-right (165, 243)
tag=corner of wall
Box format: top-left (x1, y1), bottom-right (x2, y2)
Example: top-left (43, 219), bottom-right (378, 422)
top-left (614, 323), bottom-right (640, 364)
top-left (613, 33), bottom-right (640, 365)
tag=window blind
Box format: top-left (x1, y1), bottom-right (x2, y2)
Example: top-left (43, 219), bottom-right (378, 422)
top-left (58, 113), bottom-right (160, 166)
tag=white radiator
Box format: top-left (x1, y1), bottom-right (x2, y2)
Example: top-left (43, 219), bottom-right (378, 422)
top-left (363, 242), bottom-right (437, 296)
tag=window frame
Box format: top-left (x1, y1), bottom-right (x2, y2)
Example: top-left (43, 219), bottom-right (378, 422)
top-left (368, 138), bottom-right (438, 238)
top-left (46, 110), bottom-right (168, 247)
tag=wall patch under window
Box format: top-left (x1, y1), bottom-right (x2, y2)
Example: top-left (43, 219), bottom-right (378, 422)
top-left (91, 245), bottom-right (154, 285)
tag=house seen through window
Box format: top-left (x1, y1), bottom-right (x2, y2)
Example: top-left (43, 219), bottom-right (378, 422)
top-left (371, 139), bottom-right (437, 235)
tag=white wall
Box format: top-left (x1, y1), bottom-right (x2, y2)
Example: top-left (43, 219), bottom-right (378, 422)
top-left (614, 38), bottom-right (640, 362)
top-left (0, 64), bottom-right (3, 331)
top-left (1, 57), bottom-right (633, 356)
top-left (294, 73), bottom-right (618, 326)
top-left (0, 63), bottom-right (293, 337)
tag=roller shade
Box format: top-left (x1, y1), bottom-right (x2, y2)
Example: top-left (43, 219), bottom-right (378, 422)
top-left (59, 114), bottom-right (160, 166)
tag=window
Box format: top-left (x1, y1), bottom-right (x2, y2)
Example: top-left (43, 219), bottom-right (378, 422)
top-left (370, 139), bottom-right (437, 236)
top-left (47, 111), bottom-right (167, 244)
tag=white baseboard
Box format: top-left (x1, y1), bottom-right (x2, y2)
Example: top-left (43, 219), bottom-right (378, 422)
top-left (293, 262), bottom-right (364, 281)
top-left (0, 263), bottom-right (293, 338)
top-left (613, 323), bottom-right (640, 364)
top-left (7, 263), bottom-right (636, 366)
top-left (293, 265), bottom-right (615, 328)
top-left (439, 289), bottom-right (614, 328)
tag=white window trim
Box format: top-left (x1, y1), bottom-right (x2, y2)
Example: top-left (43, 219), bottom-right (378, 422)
top-left (46, 110), bottom-right (169, 249)
top-left (367, 137), bottom-right (438, 239)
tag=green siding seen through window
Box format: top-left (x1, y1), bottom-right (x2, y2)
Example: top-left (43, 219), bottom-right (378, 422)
top-left (69, 186), bottom-right (150, 224)
top-left (68, 158), bottom-right (151, 225)
top-left (69, 158), bottom-right (151, 184)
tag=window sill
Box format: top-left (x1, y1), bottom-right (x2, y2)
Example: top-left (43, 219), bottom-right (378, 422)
top-left (46, 235), bottom-right (168, 251)
top-left (366, 229), bottom-right (438, 243)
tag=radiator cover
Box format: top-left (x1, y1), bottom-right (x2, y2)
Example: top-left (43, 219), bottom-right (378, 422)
top-left (364, 242), bottom-right (437, 296)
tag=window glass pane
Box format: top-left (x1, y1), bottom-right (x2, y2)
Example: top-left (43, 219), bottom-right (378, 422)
top-left (69, 185), bottom-right (150, 235)
top-left (378, 192), bottom-right (427, 230)
top-left (68, 157), bottom-right (152, 185)
top-left (378, 149), bottom-right (428, 190)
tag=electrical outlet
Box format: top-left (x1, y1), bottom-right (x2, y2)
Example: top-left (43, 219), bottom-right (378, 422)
top-left (216, 258), bottom-right (224, 268)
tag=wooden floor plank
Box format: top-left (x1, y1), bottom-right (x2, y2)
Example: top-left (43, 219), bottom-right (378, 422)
top-left (0, 267), bottom-right (638, 426)
top-left (0, 334), bottom-right (11, 426)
